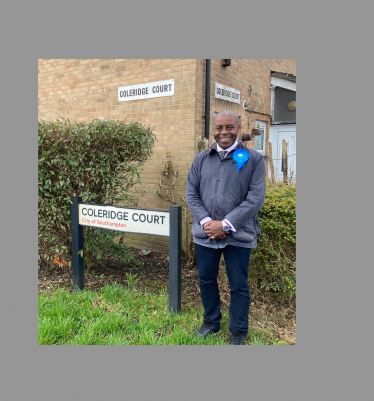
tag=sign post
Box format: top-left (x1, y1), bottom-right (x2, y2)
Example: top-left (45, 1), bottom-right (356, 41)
top-left (168, 205), bottom-right (181, 313)
top-left (71, 197), bottom-right (84, 292)
top-left (70, 198), bottom-right (182, 313)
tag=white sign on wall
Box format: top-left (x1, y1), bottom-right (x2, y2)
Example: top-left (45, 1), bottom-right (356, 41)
top-left (215, 82), bottom-right (240, 104)
top-left (78, 204), bottom-right (170, 237)
top-left (118, 79), bottom-right (175, 102)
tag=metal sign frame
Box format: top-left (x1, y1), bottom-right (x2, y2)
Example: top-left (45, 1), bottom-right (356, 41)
top-left (71, 197), bottom-right (182, 313)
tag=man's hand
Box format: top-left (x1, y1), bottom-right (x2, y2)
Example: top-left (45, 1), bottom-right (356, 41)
top-left (203, 220), bottom-right (227, 240)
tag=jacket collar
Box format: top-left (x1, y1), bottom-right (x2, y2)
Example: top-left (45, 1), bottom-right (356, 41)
top-left (206, 140), bottom-right (247, 159)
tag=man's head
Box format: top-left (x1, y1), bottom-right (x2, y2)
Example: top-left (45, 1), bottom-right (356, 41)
top-left (213, 110), bottom-right (240, 149)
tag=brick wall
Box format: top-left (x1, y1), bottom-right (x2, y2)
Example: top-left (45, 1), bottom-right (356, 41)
top-left (39, 59), bottom-right (201, 253)
top-left (38, 59), bottom-right (296, 253)
top-left (195, 59), bottom-right (296, 153)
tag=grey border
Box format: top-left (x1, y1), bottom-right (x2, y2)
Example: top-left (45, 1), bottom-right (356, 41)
top-left (1, 0), bottom-right (372, 399)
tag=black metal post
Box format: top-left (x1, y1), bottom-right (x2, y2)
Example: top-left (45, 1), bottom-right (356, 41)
top-left (169, 205), bottom-right (182, 313)
top-left (71, 197), bottom-right (84, 292)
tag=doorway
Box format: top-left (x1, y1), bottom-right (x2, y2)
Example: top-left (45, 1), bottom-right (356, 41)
top-left (269, 125), bottom-right (296, 182)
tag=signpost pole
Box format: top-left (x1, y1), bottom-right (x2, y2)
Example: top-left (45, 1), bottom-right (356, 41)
top-left (71, 197), bottom-right (84, 292)
top-left (169, 205), bottom-right (182, 313)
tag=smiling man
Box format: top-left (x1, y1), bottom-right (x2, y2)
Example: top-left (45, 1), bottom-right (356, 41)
top-left (186, 110), bottom-right (266, 345)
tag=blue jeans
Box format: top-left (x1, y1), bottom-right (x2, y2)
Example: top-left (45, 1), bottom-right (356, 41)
top-left (195, 244), bottom-right (251, 336)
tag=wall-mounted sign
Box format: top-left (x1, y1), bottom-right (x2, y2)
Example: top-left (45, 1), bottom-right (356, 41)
top-left (118, 79), bottom-right (174, 102)
top-left (215, 82), bottom-right (240, 104)
top-left (78, 204), bottom-right (170, 236)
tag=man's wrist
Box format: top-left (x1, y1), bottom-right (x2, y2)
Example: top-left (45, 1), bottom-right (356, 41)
top-left (222, 220), bottom-right (230, 232)
top-left (223, 219), bottom-right (236, 232)
top-left (200, 216), bottom-right (212, 227)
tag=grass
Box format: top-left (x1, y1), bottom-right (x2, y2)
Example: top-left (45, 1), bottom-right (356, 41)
top-left (38, 284), bottom-right (287, 345)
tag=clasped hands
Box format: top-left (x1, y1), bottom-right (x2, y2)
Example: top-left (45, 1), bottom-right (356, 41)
top-left (203, 220), bottom-right (227, 240)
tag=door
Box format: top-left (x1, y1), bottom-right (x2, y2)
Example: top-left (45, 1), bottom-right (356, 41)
top-left (269, 125), bottom-right (296, 182)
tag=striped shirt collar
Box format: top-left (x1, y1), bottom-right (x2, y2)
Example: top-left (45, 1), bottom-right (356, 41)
top-left (216, 140), bottom-right (239, 156)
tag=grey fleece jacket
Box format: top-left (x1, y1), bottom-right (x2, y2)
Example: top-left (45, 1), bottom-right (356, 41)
top-left (186, 141), bottom-right (266, 248)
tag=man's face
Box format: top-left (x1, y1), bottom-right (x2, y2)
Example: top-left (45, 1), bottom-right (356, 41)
top-left (213, 114), bottom-right (240, 149)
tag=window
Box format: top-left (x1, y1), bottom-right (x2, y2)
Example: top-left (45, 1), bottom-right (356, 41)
top-left (254, 120), bottom-right (266, 155)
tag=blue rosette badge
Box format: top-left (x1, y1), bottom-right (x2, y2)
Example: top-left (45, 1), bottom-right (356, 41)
top-left (233, 149), bottom-right (249, 170)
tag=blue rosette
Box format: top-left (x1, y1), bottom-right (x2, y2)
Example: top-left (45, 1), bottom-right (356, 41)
top-left (233, 149), bottom-right (249, 170)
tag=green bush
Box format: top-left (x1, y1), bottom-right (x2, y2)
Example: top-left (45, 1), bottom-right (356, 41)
top-left (249, 179), bottom-right (296, 297)
top-left (38, 118), bottom-right (156, 268)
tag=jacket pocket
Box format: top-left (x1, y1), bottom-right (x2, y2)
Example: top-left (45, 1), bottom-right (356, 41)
top-left (191, 222), bottom-right (209, 239)
top-left (230, 220), bottom-right (257, 242)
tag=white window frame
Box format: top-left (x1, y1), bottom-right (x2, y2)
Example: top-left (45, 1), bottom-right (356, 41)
top-left (270, 77), bottom-right (296, 122)
top-left (254, 120), bottom-right (266, 155)
top-left (270, 76), bottom-right (296, 92)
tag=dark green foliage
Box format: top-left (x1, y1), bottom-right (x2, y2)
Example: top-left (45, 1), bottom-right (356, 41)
top-left (38, 118), bottom-right (156, 268)
top-left (249, 179), bottom-right (296, 297)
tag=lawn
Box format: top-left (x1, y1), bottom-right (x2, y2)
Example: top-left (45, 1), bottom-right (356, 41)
top-left (38, 284), bottom-right (287, 345)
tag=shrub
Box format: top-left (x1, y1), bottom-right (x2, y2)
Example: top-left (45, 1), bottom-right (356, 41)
top-left (249, 179), bottom-right (296, 297)
top-left (38, 118), bottom-right (156, 268)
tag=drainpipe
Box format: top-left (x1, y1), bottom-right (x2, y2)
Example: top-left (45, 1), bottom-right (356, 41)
top-left (204, 59), bottom-right (211, 141)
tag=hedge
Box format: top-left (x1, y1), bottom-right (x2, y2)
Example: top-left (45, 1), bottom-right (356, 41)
top-left (38, 118), bottom-right (156, 268)
top-left (249, 179), bottom-right (296, 297)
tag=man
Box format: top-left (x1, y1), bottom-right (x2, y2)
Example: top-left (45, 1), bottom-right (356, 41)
top-left (186, 110), bottom-right (266, 345)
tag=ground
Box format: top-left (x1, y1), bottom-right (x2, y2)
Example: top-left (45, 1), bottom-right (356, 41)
top-left (38, 249), bottom-right (296, 344)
